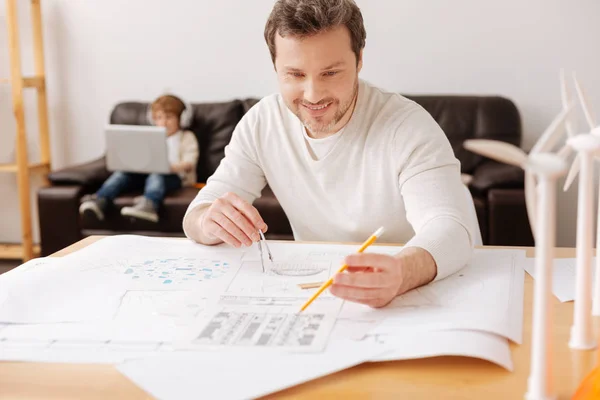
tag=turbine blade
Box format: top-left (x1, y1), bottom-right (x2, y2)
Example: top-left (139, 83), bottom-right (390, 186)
top-left (463, 139), bottom-right (527, 167)
top-left (563, 154), bottom-right (580, 192)
top-left (530, 104), bottom-right (573, 154)
top-left (573, 72), bottom-right (597, 130)
top-left (560, 69), bottom-right (575, 137)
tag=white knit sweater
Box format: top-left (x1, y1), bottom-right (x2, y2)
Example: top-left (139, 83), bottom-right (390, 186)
top-left (184, 80), bottom-right (473, 280)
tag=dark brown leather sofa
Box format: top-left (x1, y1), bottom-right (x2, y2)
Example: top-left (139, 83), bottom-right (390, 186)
top-left (37, 95), bottom-right (533, 256)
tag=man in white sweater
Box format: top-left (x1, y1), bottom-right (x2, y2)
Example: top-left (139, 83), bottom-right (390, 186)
top-left (184, 0), bottom-right (473, 308)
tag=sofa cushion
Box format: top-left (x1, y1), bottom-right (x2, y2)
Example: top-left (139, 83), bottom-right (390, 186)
top-left (469, 160), bottom-right (525, 196)
top-left (80, 187), bottom-right (199, 233)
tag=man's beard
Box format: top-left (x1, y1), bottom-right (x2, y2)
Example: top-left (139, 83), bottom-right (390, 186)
top-left (291, 78), bottom-right (359, 136)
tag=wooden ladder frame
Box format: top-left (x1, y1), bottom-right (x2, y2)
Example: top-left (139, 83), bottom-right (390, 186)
top-left (0, 0), bottom-right (51, 261)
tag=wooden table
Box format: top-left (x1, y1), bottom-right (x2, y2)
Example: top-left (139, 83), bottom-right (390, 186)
top-left (0, 237), bottom-right (597, 399)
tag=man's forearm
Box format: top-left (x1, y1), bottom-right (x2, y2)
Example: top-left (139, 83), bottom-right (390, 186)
top-left (183, 204), bottom-right (222, 246)
top-left (394, 246), bottom-right (437, 295)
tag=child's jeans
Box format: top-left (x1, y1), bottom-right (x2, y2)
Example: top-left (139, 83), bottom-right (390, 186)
top-left (97, 171), bottom-right (182, 206)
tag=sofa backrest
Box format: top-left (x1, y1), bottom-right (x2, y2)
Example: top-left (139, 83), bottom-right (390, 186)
top-left (404, 95), bottom-right (521, 172)
top-left (109, 94), bottom-right (520, 182)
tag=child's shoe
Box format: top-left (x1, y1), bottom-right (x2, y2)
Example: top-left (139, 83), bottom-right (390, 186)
top-left (121, 197), bottom-right (159, 223)
top-left (79, 195), bottom-right (107, 220)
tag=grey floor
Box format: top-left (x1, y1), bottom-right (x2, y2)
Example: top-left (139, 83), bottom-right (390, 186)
top-left (0, 260), bottom-right (18, 275)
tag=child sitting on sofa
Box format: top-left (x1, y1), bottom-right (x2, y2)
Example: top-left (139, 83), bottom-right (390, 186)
top-left (79, 94), bottom-right (199, 223)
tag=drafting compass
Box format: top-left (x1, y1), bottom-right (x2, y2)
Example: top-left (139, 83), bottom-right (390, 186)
top-left (257, 229), bottom-right (274, 272)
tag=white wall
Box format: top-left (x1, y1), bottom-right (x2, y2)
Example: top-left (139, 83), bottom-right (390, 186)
top-left (1, 0), bottom-right (599, 246)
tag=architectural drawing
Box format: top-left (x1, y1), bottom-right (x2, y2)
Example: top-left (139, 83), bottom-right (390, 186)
top-left (191, 309), bottom-right (335, 352)
top-left (226, 261), bottom-right (333, 296)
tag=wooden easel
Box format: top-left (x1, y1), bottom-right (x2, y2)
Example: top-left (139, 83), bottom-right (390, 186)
top-left (0, 0), bottom-right (51, 261)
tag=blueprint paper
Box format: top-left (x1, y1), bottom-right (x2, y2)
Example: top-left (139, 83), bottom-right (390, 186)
top-left (368, 329), bottom-right (513, 371)
top-left (58, 235), bottom-right (244, 291)
top-left (0, 339), bottom-right (171, 364)
top-left (0, 290), bottom-right (208, 343)
top-left (0, 237), bottom-right (521, 378)
top-left (369, 249), bottom-right (526, 343)
top-left (522, 257), bottom-right (595, 302)
top-left (0, 262), bottom-right (129, 324)
top-left (117, 340), bottom-right (389, 400)
top-left (0, 257), bottom-right (61, 306)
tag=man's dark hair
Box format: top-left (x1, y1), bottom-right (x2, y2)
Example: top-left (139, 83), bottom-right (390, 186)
top-left (264, 0), bottom-right (366, 65)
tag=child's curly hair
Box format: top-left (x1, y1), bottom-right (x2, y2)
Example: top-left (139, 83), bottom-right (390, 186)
top-left (151, 95), bottom-right (186, 120)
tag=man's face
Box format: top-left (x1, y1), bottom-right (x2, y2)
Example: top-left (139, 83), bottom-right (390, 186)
top-left (274, 25), bottom-right (362, 138)
top-left (153, 110), bottom-right (180, 135)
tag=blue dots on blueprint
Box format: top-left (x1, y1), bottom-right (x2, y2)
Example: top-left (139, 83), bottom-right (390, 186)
top-left (122, 258), bottom-right (230, 285)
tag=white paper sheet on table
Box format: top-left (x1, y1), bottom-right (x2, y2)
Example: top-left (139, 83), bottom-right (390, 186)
top-left (367, 329), bottom-right (514, 371)
top-left (0, 235), bottom-right (244, 344)
top-left (0, 256), bottom-right (61, 279)
top-left (331, 318), bottom-right (381, 341)
top-left (369, 249), bottom-right (526, 343)
top-left (523, 257), bottom-right (595, 302)
top-left (0, 261), bottom-right (129, 324)
top-left (0, 257), bottom-right (61, 305)
top-left (117, 340), bottom-right (389, 400)
top-left (0, 238), bottom-right (522, 374)
top-left (57, 235), bottom-right (244, 291)
top-left (0, 290), bottom-right (209, 343)
top-left (0, 236), bottom-right (244, 324)
top-left (0, 339), bottom-right (179, 364)
top-left (333, 301), bottom-right (389, 340)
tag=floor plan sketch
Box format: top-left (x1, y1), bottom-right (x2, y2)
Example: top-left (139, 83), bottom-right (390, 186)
top-left (225, 261), bottom-right (333, 296)
top-left (189, 309), bottom-right (336, 352)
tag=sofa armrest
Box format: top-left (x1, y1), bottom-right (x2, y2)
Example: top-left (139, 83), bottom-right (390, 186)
top-left (469, 160), bottom-right (524, 196)
top-left (48, 156), bottom-right (110, 190)
top-left (38, 185), bottom-right (86, 256)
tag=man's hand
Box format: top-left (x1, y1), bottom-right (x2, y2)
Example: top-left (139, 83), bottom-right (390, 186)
top-left (198, 192), bottom-right (267, 248)
top-left (329, 247), bottom-right (437, 308)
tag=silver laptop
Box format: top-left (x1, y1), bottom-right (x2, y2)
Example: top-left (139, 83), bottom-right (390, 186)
top-left (105, 124), bottom-right (171, 174)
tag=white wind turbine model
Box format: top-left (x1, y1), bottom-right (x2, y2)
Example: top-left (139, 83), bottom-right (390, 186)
top-left (559, 74), bottom-right (600, 318)
top-left (517, 104), bottom-right (573, 238)
top-left (464, 113), bottom-right (568, 399)
top-left (565, 132), bottom-right (600, 349)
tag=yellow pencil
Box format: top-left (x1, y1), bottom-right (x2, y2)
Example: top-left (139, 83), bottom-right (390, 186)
top-left (299, 227), bottom-right (385, 312)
